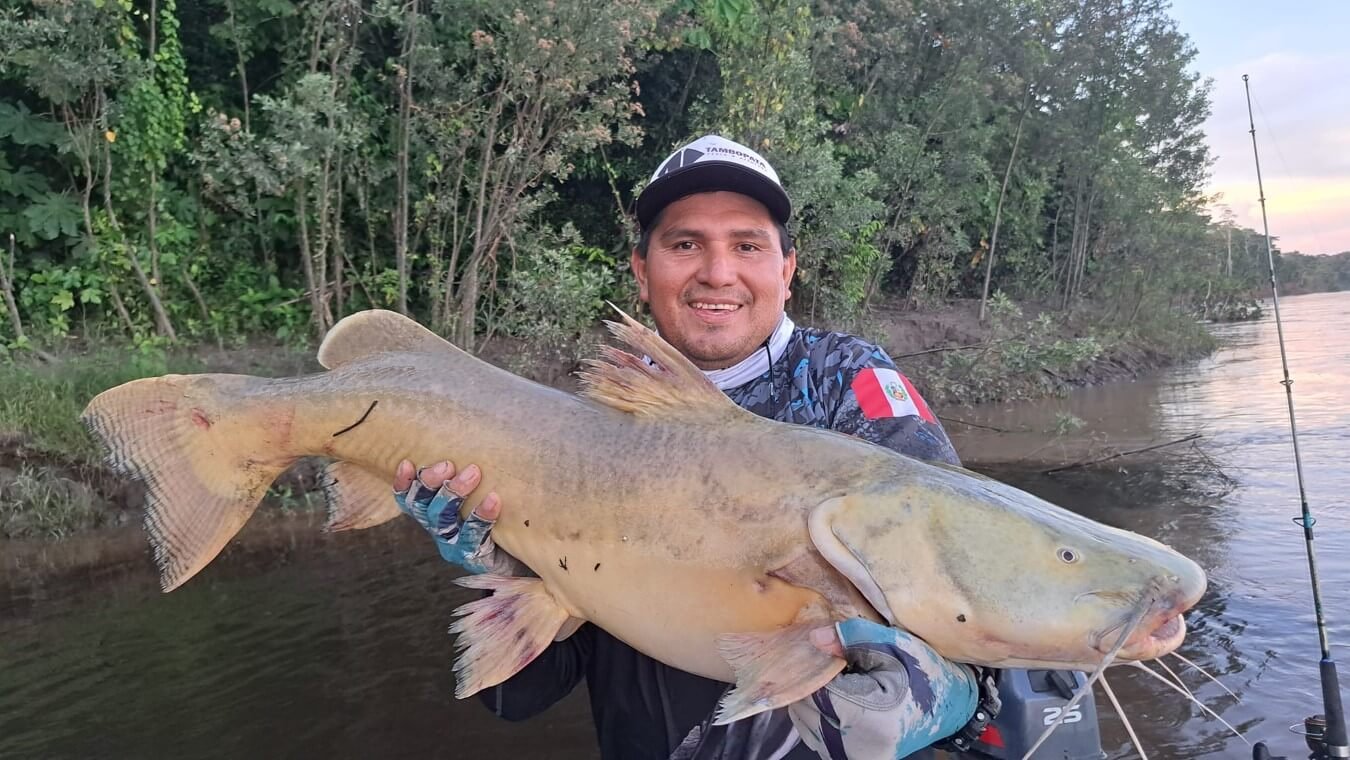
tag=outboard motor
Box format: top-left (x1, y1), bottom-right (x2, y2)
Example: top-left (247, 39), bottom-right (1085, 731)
top-left (951, 668), bottom-right (1107, 760)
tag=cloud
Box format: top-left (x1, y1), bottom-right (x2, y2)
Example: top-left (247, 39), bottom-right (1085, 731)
top-left (1198, 50), bottom-right (1350, 254)
top-left (1210, 176), bottom-right (1350, 254)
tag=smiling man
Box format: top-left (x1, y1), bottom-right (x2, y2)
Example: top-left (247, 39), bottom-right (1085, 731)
top-left (627, 135), bottom-right (958, 464)
top-left (392, 135), bottom-right (987, 760)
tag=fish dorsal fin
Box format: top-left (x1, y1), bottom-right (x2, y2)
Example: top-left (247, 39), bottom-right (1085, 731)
top-left (577, 305), bottom-right (748, 421)
top-left (317, 309), bottom-right (462, 369)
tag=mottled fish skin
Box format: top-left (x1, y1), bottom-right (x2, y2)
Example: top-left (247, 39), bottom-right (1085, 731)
top-left (82, 309), bottom-right (1206, 697)
top-left (255, 349), bottom-right (889, 682)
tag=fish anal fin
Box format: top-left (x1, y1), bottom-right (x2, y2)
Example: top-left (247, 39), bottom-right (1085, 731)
top-left (769, 549), bottom-right (886, 624)
top-left (449, 575), bottom-right (573, 698)
top-left (318, 309), bottom-right (463, 369)
top-left (575, 305), bottom-right (745, 421)
top-left (712, 622), bottom-right (846, 725)
top-left (320, 461), bottom-right (401, 531)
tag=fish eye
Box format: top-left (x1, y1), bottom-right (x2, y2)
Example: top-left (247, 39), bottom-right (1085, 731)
top-left (1057, 548), bottom-right (1080, 564)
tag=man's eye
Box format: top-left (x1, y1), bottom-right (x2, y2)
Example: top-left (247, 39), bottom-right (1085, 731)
top-left (738, 243), bottom-right (761, 252)
top-left (675, 241), bottom-right (696, 250)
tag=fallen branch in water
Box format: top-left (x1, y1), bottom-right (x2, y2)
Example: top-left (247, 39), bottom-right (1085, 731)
top-left (1043, 433), bottom-right (1204, 474)
top-left (893, 338), bottom-right (1012, 358)
top-left (937, 415), bottom-right (1028, 434)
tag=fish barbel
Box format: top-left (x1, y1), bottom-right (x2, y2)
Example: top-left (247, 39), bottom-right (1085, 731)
top-left (80, 309), bottom-right (1207, 723)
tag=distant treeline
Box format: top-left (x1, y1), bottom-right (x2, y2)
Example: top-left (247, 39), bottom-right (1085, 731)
top-left (0, 0), bottom-right (1285, 357)
top-left (1279, 252), bottom-right (1350, 295)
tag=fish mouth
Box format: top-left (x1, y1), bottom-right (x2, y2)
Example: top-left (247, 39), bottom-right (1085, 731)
top-left (1120, 613), bottom-right (1187, 659)
top-left (1097, 595), bottom-right (1195, 662)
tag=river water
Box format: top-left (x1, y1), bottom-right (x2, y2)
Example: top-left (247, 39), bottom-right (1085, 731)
top-left (2, 291), bottom-right (1347, 759)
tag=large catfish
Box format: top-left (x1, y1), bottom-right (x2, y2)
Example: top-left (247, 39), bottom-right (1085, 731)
top-left (81, 308), bottom-right (1206, 723)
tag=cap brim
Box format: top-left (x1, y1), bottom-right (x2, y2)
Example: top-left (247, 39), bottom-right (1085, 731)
top-left (636, 161), bottom-right (791, 228)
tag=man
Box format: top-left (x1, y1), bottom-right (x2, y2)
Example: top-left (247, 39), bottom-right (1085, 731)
top-left (393, 135), bottom-right (990, 760)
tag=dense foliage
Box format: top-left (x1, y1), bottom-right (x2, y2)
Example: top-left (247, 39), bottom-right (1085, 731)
top-left (1279, 251), bottom-right (1350, 295)
top-left (0, 0), bottom-right (1317, 358)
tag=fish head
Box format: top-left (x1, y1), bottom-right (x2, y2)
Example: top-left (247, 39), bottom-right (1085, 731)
top-left (809, 465), bottom-right (1207, 671)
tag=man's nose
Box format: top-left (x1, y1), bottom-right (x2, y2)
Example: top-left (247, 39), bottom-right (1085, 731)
top-left (696, 248), bottom-right (738, 288)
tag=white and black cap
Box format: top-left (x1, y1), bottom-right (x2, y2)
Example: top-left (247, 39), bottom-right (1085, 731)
top-left (635, 134), bottom-right (791, 229)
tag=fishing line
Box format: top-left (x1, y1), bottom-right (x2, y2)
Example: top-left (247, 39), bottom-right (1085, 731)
top-left (1243, 74), bottom-right (1350, 759)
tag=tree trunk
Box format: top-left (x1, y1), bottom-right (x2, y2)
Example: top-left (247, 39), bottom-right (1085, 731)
top-left (1061, 182), bottom-right (1086, 309)
top-left (1068, 188), bottom-right (1096, 308)
top-left (1048, 198), bottom-right (1063, 293)
top-left (393, 0), bottom-right (417, 315)
top-left (149, 173), bottom-right (161, 288)
top-left (180, 266), bottom-right (222, 349)
top-left (147, 0), bottom-right (162, 288)
top-left (106, 280), bottom-right (137, 336)
top-left (1, 235), bottom-right (27, 344)
top-left (295, 183), bottom-right (330, 337)
top-left (979, 87), bottom-right (1031, 322)
top-left (455, 255), bottom-right (479, 348)
top-left (333, 154), bottom-right (347, 319)
top-left (1226, 224), bottom-right (1233, 278)
top-left (102, 126), bottom-right (176, 340)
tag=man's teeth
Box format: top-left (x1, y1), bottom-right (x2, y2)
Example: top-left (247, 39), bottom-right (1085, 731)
top-left (692, 303), bottom-right (739, 311)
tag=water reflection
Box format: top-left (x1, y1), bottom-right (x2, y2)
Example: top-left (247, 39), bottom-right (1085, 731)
top-left (1, 520), bottom-right (599, 759)
top-left (986, 292), bottom-right (1350, 758)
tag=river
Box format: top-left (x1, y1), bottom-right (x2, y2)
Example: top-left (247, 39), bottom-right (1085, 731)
top-left (2, 291), bottom-right (1347, 759)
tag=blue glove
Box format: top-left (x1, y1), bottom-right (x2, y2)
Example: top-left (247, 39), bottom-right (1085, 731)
top-left (394, 462), bottom-right (501, 575)
top-left (787, 618), bottom-right (979, 760)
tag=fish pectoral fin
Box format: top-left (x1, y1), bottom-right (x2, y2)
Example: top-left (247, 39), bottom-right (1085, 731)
top-left (449, 574), bottom-right (573, 698)
top-left (575, 306), bottom-right (752, 422)
top-left (808, 496), bottom-right (899, 626)
top-left (320, 462), bottom-right (401, 532)
top-left (712, 622), bottom-right (846, 725)
top-left (317, 309), bottom-right (464, 369)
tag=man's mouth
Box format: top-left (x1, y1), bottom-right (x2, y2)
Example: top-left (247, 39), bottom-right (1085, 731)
top-left (688, 301), bottom-right (744, 322)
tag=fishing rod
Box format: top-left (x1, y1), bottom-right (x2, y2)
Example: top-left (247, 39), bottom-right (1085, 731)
top-left (1242, 73), bottom-right (1349, 760)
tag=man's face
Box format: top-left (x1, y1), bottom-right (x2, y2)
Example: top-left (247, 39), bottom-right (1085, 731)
top-left (631, 191), bottom-right (796, 370)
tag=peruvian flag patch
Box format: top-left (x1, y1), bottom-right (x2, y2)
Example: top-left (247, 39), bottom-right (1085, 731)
top-left (851, 368), bottom-right (937, 424)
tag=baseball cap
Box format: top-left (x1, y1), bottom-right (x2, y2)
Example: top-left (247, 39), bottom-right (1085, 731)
top-left (635, 135), bottom-right (792, 229)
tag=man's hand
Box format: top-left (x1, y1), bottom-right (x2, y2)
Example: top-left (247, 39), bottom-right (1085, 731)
top-left (790, 619), bottom-right (980, 760)
top-left (393, 459), bottom-right (505, 575)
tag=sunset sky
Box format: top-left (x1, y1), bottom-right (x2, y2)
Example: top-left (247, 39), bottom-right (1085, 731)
top-left (1168, 1), bottom-right (1350, 256)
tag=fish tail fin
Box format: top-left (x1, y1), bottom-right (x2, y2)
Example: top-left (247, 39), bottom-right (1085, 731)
top-left (448, 574), bottom-right (575, 698)
top-left (82, 374), bottom-right (298, 591)
top-left (713, 622), bottom-right (846, 725)
top-left (320, 461), bottom-right (401, 531)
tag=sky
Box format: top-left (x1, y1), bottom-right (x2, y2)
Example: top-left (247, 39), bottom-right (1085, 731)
top-left (1167, 0), bottom-right (1350, 255)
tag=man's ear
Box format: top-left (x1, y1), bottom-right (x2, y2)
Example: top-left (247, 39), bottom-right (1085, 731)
top-left (783, 248), bottom-right (798, 301)
top-left (631, 248), bottom-right (650, 303)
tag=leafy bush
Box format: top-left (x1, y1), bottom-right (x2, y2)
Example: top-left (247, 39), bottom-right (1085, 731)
top-left (493, 224), bottom-right (616, 378)
top-left (927, 293), bottom-right (1104, 404)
